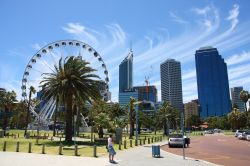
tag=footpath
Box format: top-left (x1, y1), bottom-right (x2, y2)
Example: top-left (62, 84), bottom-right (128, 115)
top-left (0, 141), bottom-right (219, 166)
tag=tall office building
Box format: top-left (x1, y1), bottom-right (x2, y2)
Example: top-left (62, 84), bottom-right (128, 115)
top-left (133, 85), bottom-right (157, 103)
top-left (160, 59), bottom-right (183, 111)
top-left (230, 86), bottom-right (245, 112)
top-left (195, 46), bottom-right (231, 117)
top-left (119, 50), bottom-right (135, 106)
top-left (119, 50), bottom-right (133, 92)
top-left (184, 99), bottom-right (199, 127)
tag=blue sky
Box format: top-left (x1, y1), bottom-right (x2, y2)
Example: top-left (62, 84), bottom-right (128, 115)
top-left (0, 0), bottom-right (250, 105)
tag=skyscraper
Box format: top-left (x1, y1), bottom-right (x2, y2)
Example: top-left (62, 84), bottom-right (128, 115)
top-left (119, 50), bottom-right (136, 106)
top-left (195, 46), bottom-right (231, 117)
top-left (119, 50), bottom-right (133, 92)
top-left (160, 59), bottom-right (183, 111)
top-left (230, 86), bottom-right (245, 112)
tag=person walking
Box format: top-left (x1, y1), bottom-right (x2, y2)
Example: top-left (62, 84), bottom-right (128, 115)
top-left (108, 134), bottom-right (116, 163)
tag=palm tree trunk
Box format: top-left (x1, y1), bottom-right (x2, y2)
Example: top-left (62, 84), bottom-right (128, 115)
top-left (65, 95), bottom-right (73, 142)
top-left (53, 99), bottom-right (59, 137)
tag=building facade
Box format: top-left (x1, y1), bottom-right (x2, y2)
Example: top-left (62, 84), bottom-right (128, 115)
top-left (160, 59), bottom-right (183, 111)
top-left (118, 90), bottom-right (138, 107)
top-left (119, 50), bottom-right (133, 92)
top-left (133, 85), bottom-right (157, 103)
top-left (118, 50), bottom-right (136, 106)
top-left (230, 86), bottom-right (245, 112)
top-left (184, 100), bottom-right (199, 127)
top-left (195, 47), bottom-right (231, 117)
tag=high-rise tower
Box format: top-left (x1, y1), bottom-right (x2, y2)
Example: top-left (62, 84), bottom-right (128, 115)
top-left (195, 46), bottom-right (231, 117)
top-left (160, 59), bottom-right (183, 111)
top-left (230, 86), bottom-right (245, 112)
top-left (119, 50), bottom-right (133, 92)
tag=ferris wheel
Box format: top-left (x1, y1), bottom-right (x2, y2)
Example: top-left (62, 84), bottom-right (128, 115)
top-left (21, 40), bottom-right (110, 125)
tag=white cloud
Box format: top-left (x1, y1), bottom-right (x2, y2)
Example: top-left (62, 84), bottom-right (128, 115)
top-left (192, 6), bottom-right (211, 15)
top-left (226, 51), bottom-right (250, 66)
top-left (226, 4), bottom-right (240, 30)
top-left (62, 23), bottom-right (98, 46)
top-left (169, 12), bottom-right (188, 24)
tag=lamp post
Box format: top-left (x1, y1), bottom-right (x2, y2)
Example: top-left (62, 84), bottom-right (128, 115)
top-left (133, 101), bottom-right (142, 145)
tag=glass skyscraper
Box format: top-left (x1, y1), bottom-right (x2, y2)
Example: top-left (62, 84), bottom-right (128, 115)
top-left (160, 59), bottom-right (183, 111)
top-left (231, 86), bottom-right (245, 112)
top-left (119, 50), bottom-right (135, 106)
top-left (195, 47), bottom-right (231, 117)
top-left (119, 50), bottom-right (133, 92)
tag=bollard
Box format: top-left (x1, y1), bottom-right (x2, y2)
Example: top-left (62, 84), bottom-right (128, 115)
top-left (130, 140), bottom-right (132, 147)
top-left (148, 138), bottom-right (150, 144)
top-left (135, 139), bottom-right (138, 146)
top-left (3, 141), bottom-right (7, 151)
top-left (18, 133), bottom-right (19, 138)
top-left (74, 144), bottom-right (78, 156)
top-left (151, 137), bottom-right (154, 143)
top-left (143, 139), bottom-right (146, 145)
top-left (42, 144), bottom-right (45, 154)
top-left (59, 143), bottom-right (63, 155)
top-left (93, 145), bottom-right (97, 157)
top-left (28, 142), bottom-right (32, 153)
top-left (16, 142), bottom-right (20, 152)
top-left (139, 139), bottom-right (142, 146)
top-left (119, 141), bottom-right (121, 150)
top-left (124, 140), bottom-right (127, 149)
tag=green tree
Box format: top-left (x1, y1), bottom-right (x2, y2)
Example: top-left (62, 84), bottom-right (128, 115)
top-left (158, 102), bottom-right (180, 135)
top-left (186, 115), bottom-right (201, 129)
top-left (128, 97), bottom-right (136, 139)
top-left (228, 108), bottom-right (241, 130)
top-left (107, 103), bottom-right (127, 132)
top-left (240, 90), bottom-right (249, 112)
top-left (0, 90), bottom-right (17, 135)
top-left (41, 56), bottom-right (101, 142)
top-left (89, 100), bottom-right (110, 138)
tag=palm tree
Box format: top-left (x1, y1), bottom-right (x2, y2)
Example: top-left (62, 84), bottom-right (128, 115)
top-left (128, 97), bottom-right (136, 139)
top-left (240, 90), bottom-right (249, 112)
top-left (0, 90), bottom-right (17, 135)
top-left (228, 108), bottom-right (241, 130)
top-left (41, 56), bottom-right (101, 142)
top-left (24, 86), bottom-right (36, 137)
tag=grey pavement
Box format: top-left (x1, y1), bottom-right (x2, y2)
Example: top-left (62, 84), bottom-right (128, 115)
top-left (0, 141), bottom-right (219, 166)
top-left (105, 141), bottom-right (219, 166)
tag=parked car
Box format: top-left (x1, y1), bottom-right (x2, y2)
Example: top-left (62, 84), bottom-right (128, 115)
top-left (204, 130), bottom-right (214, 134)
top-left (235, 130), bottom-right (245, 137)
top-left (213, 128), bottom-right (221, 133)
top-left (246, 135), bottom-right (250, 141)
top-left (168, 134), bottom-right (190, 148)
top-left (242, 131), bottom-right (250, 140)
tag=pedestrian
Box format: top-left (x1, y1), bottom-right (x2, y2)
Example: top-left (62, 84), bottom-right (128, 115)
top-left (108, 134), bottom-right (116, 163)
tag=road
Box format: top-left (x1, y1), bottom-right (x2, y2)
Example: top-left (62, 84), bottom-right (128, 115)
top-left (161, 134), bottom-right (250, 166)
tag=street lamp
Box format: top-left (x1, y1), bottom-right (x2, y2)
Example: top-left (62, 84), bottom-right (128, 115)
top-left (133, 101), bottom-right (143, 145)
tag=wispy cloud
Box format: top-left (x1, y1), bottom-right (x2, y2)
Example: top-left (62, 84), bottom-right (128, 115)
top-left (226, 4), bottom-right (240, 30)
top-left (169, 12), bottom-right (188, 24)
top-left (226, 51), bottom-right (250, 66)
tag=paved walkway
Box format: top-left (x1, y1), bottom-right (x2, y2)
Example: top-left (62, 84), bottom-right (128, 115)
top-left (0, 141), bottom-right (218, 166)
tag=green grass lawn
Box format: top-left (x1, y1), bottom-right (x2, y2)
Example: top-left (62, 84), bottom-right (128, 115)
top-left (0, 130), bottom-right (165, 157)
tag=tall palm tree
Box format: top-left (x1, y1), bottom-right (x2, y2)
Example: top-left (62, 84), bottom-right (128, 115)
top-left (128, 97), bottom-right (136, 139)
top-left (41, 56), bottom-right (101, 142)
top-left (228, 108), bottom-right (241, 130)
top-left (240, 90), bottom-right (249, 112)
top-left (0, 90), bottom-right (17, 135)
top-left (24, 86), bottom-right (36, 137)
